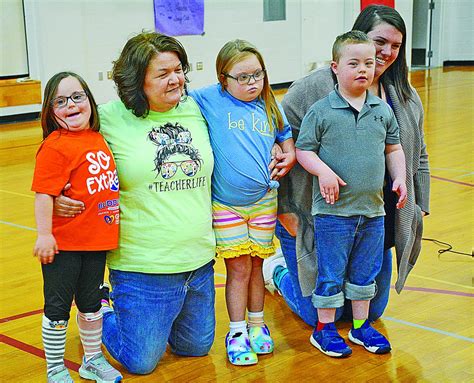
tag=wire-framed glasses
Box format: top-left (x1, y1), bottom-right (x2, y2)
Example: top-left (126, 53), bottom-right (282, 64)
top-left (224, 69), bottom-right (266, 85)
top-left (51, 91), bottom-right (88, 109)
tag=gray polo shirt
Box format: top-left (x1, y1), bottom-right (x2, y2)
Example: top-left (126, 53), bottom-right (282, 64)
top-left (296, 87), bottom-right (400, 218)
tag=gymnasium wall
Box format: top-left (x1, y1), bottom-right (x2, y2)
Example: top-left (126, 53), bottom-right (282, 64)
top-left (4, 0), bottom-right (471, 117)
top-left (20, 0), bottom-right (374, 107)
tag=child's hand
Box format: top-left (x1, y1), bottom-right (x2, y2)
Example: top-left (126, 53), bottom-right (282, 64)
top-left (318, 169), bottom-right (347, 204)
top-left (34, 234), bottom-right (58, 264)
top-left (269, 144), bottom-right (283, 179)
top-left (392, 178), bottom-right (407, 209)
top-left (272, 151), bottom-right (297, 179)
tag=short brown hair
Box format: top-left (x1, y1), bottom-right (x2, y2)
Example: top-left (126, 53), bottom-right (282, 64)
top-left (332, 30), bottom-right (373, 62)
top-left (113, 31), bottom-right (190, 118)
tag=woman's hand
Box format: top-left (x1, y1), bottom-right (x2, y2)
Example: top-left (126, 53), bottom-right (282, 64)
top-left (54, 183), bottom-right (85, 217)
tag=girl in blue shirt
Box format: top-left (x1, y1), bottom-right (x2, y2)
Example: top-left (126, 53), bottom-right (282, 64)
top-left (191, 39), bottom-right (295, 366)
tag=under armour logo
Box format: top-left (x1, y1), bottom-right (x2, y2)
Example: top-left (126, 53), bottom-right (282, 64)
top-left (374, 115), bottom-right (384, 122)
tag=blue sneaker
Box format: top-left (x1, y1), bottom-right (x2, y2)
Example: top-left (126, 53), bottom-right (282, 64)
top-left (348, 320), bottom-right (391, 354)
top-left (310, 323), bottom-right (352, 358)
top-left (263, 249), bottom-right (287, 294)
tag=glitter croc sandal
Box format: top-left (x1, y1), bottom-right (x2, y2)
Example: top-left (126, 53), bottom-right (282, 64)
top-left (225, 332), bottom-right (258, 366)
top-left (249, 325), bottom-right (274, 354)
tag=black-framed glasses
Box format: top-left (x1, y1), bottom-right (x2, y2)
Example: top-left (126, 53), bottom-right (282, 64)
top-left (51, 91), bottom-right (88, 109)
top-left (224, 69), bottom-right (266, 85)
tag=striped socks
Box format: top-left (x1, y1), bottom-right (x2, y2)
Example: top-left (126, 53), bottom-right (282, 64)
top-left (77, 311), bottom-right (103, 361)
top-left (42, 315), bottom-right (68, 375)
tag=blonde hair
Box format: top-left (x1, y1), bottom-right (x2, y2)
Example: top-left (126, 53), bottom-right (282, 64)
top-left (216, 39), bottom-right (284, 131)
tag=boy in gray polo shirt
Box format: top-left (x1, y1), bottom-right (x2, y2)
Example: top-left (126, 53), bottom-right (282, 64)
top-left (296, 31), bottom-right (407, 358)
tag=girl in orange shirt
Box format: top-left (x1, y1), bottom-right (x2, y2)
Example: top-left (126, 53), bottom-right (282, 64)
top-left (32, 72), bottom-right (122, 383)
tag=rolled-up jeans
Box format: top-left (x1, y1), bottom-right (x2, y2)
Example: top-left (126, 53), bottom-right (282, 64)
top-left (275, 220), bottom-right (391, 326)
top-left (312, 215), bottom-right (383, 309)
top-left (102, 260), bottom-right (216, 374)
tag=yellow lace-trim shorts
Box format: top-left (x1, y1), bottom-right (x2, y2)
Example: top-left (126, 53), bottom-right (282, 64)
top-left (212, 189), bottom-right (277, 259)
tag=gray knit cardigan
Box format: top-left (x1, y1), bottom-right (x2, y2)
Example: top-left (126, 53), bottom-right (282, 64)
top-left (279, 66), bottom-right (430, 296)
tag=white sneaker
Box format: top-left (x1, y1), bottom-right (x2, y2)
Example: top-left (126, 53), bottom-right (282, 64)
top-left (263, 247), bottom-right (287, 294)
top-left (79, 353), bottom-right (122, 382)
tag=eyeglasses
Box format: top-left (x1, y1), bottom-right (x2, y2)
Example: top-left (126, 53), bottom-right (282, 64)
top-left (161, 160), bottom-right (200, 179)
top-left (224, 69), bottom-right (266, 85)
top-left (51, 91), bottom-right (88, 109)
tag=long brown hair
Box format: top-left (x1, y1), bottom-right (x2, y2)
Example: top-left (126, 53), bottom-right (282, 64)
top-left (40, 72), bottom-right (99, 139)
top-left (216, 39), bottom-right (284, 131)
top-left (352, 5), bottom-right (413, 103)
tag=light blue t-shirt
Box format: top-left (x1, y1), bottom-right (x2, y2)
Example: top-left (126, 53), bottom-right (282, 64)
top-left (190, 84), bottom-right (292, 206)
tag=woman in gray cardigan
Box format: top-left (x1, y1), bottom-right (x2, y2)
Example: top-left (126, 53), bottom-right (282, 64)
top-left (265, 5), bottom-right (430, 326)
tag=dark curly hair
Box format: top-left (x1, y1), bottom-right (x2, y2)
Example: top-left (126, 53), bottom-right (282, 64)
top-left (112, 31), bottom-right (190, 118)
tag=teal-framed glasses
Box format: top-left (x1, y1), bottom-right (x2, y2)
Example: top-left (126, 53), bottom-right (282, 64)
top-left (224, 69), bottom-right (266, 85)
top-left (51, 91), bottom-right (88, 109)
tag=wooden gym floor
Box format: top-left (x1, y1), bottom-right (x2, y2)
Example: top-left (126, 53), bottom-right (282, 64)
top-left (0, 67), bottom-right (473, 382)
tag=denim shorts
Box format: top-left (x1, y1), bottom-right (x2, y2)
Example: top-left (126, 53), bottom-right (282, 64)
top-left (312, 215), bottom-right (384, 309)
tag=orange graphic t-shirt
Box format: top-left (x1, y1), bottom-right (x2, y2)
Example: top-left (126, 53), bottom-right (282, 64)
top-left (32, 129), bottom-right (119, 251)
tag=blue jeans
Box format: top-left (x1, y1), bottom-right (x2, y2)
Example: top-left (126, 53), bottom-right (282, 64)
top-left (102, 260), bottom-right (216, 374)
top-left (313, 215), bottom-right (383, 308)
top-left (275, 221), bottom-right (391, 326)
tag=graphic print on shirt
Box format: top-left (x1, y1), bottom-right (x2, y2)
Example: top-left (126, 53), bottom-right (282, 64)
top-left (227, 111), bottom-right (274, 137)
top-left (85, 150), bottom-right (120, 225)
top-left (147, 122), bottom-right (206, 193)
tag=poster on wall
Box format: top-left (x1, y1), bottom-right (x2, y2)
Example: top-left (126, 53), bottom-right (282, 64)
top-left (361, 0), bottom-right (394, 10)
top-left (154, 0), bottom-right (204, 36)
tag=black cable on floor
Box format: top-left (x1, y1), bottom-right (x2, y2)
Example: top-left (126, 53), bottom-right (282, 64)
top-left (422, 237), bottom-right (473, 258)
